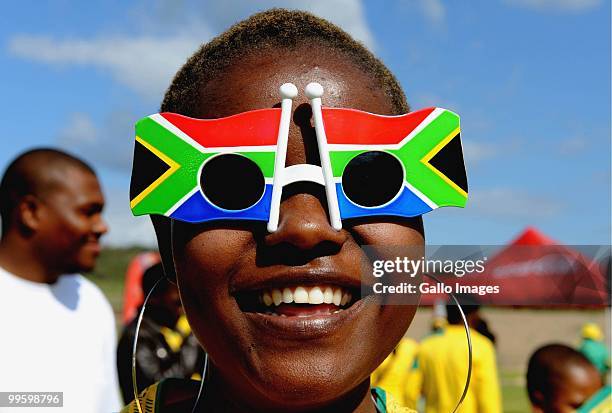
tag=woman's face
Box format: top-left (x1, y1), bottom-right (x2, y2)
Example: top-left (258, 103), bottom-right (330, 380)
top-left (170, 45), bottom-right (423, 409)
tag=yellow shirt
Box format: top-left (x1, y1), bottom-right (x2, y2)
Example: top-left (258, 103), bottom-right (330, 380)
top-left (414, 325), bottom-right (501, 413)
top-left (372, 338), bottom-right (420, 408)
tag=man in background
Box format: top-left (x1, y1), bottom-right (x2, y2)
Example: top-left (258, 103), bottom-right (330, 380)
top-left (0, 148), bottom-right (121, 412)
top-left (527, 344), bottom-right (603, 413)
top-left (116, 263), bottom-right (205, 403)
top-left (371, 337), bottom-right (420, 408)
top-left (579, 323), bottom-right (610, 381)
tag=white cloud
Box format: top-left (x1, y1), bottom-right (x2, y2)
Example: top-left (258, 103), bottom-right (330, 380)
top-left (504, 0), bottom-right (602, 12)
top-left (57, 113), bottom-right (97, 145)
top-left (57, 111), bottom-right (134, 172)
top-left (183, 0), bottom-right (375, 49)
top-left (463, 141), bottom-right (500, 163)
top-left (6, 0), bottom-right (375, 100)
top-left (286, 0), bottom-right (375, 47)
top-left (399, 0), bottom-right (446, 27)
top-left (420, 0), bottom-right (446, 25)
top-left (8, 34), bottom-right (206, 100)
top-left (470, 188), bottom-right (563, 218)
top-left (463, 139), bottom-right (522, 164)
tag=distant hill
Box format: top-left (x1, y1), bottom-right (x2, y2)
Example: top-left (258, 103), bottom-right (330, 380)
top-left (86, 247), bottom-right (151, 313)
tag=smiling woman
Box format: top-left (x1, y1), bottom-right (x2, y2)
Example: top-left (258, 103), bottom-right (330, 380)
top-left (123, 9), bottom-right (428, 413)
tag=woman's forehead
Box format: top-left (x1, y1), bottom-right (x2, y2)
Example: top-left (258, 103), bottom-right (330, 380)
top-left (195, 45), bottom-right (395, 118)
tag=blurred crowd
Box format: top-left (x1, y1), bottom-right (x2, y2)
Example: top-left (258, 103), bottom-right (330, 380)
top-left (371, 301), bottom-right (611, 412)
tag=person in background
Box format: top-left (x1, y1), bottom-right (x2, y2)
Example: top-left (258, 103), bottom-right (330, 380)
top-left (576, 385), bottom-right (612, 413)
top-left (431, 317), bottom-right (447, 335)
top-left (116, 263), bottom-right (205, 403)
top-left (527, 343), bottom-right (603, 413)
top-left (412, 295), bottom-right (502, 413)
top-left (430, 299), bottom-right (447, 336)
top-left (579, 323), bottom-right (610, 381)
top-left (0, 148), bottom-right (121, 412)
top-left (473, 315), bottom-right (496, 346)
top-left (371, 337), bottom-right (420, 409)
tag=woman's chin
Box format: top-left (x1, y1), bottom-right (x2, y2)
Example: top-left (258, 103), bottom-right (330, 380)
top-left (242, 362), bottom-right (370, 410)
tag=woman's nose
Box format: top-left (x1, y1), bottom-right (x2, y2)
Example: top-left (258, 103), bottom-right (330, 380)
top-left (264, 187), bottom-right (347, 250)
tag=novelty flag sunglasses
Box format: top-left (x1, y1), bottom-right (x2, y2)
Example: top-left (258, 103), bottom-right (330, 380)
top-left (129, 83), bottom-right (468, 232)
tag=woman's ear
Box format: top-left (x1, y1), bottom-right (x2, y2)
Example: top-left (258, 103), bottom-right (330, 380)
top-left (151, 215), bottom-right (177, 283)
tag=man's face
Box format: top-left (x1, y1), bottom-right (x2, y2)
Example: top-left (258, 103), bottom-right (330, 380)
top-left (169, 46), bottom-right (423, 409)
top-left (37, 167), bottom-right (107, 273)
top-left (540, 364), bottom-right (602, 413)
top-left (152, 283), bottom-right (184, 322)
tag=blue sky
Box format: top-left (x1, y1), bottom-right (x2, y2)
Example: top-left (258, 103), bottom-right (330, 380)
top-left (0, 0), bottom-right (609, 246)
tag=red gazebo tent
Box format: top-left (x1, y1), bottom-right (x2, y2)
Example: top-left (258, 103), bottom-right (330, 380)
top-left (420, 227), bottom-right (610, 307)
top-left (121, 251), bottom-right (161, 324)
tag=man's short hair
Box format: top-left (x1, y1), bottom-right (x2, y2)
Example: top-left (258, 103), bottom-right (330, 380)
top-left (0, 148), bottom-right (95, 233)
top-left (141, 263), bottom-right (168, 297)
top-left (526, 343), bottom-right (596, 404)
top-left (161, 8), bottom-right (409, 117)
top-left (446, 293), bottom-right (480, 324)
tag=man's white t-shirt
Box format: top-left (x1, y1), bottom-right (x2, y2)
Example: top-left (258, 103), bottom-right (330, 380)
top-left (0, 267), bottom-right (121, 413)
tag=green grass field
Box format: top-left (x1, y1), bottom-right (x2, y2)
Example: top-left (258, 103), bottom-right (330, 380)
top-left (91, 247), bottom-right (591, 413)
top-left (87, 246), bottom-right (147, 314)
top-left (500, 371), bottom-right (530, 412)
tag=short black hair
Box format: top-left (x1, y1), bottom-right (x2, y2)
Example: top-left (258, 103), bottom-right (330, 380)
top-left (141, 262), bottom-right (168, 297)
top-left (526, 343), bottom-right (596, 404)
top-left (161, 8), bottom-right (409, 116)
top-left (0, 148), bottom-right (95, 233)
top-left (446, 294), bottom-right (480, 324)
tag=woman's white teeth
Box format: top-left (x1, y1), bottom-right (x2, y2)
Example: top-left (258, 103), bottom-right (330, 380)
top-left (323, 287), bottom-right (334, 304)
top-left (282, 288), bottom-right (293, 304)
top-left (262, 292), bottom-right (273, 307)
top-left (294, 286), bottom-right (309, 303)
top-left (309, 286), bottom-right (324, 304)
top-left (332, 289), bottom-right (342, 306)
top-left (272, 289), bottom-right (283, 306)
top-left (262, 286), bottom-right (352, 307)
top-left (341, 292), bottom-right (350, 306)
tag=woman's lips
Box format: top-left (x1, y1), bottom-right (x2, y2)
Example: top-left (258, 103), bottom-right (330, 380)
top-left (273, 303), bottom-right (339, 317)
top-left (243, 294), bottom-right (374, 340)
top-left (235, 283), bottom-right (356, 315)
top-left (231, 269), bottom-right (370, 339)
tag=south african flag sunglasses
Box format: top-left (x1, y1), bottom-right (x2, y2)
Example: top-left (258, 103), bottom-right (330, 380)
top-left (129, 83), bottom-right (468, 232)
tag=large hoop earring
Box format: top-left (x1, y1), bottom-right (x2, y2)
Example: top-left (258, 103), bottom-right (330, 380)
top-left (190, 352), bottom-right (208, 413)
top-left (132, 220), bottom-right (208, 413)
top-left (131, 279), bottom-right (211, 413)
top-left (131, 277), bottom-right (163, 413)
top-left (132, 278), bottom-right (163, 413)
top-left (423, 273), bottom-right (473, 413)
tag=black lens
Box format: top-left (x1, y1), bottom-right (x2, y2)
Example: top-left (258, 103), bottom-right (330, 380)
top-left (200, 154), bottom-right (264, 210)
top-left (342, 151), bottom-right (404, 208)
